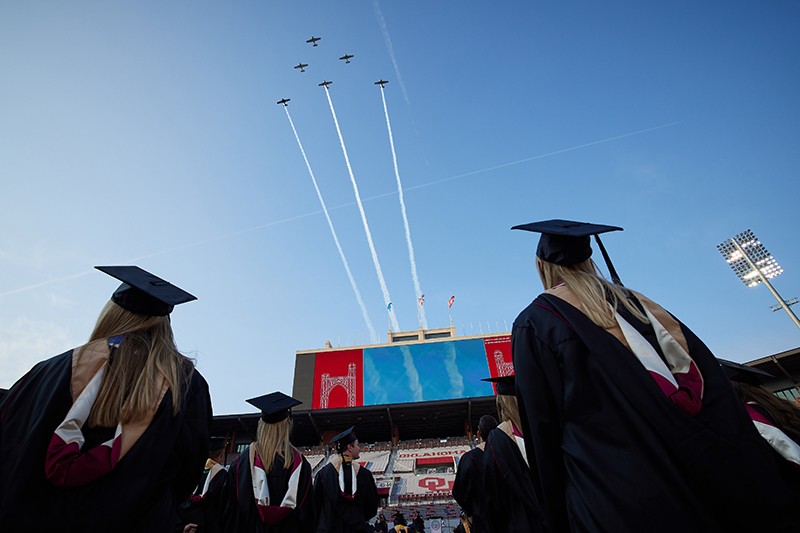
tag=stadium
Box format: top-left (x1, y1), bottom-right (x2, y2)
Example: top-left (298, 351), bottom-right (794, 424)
top-left (210, 326), bottom-right (800, 531)
top-left (212, 325), bottom-right (512, 530)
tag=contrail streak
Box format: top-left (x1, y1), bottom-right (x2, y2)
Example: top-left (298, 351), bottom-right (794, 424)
top-left (401, 121), bottom-right (683, 194)
top-left (372, 0), bottom-right (410, 106)
top-left (0, 122), bottom-right (679, 300)
top-left (379, 85), bottom-right (427, 329)
top-left (323, 85), bottom-right (401, 332)
top-left (284, 106), bottom-right (378, 343)
top-left (372, 0), bottom-right (430, 168)
top-left (0, 270), bottom-right (93, 298)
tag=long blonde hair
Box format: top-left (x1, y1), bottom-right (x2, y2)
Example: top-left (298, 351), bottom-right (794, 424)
top-left (537, 258), bottom-right (646, 328)
top-left (255, 416), bottom-right (295, 471)
top-left (732, 382), bottom-right (800, 443)
top-left (87, 300), bottom-right (191, 427)
top-left (496, 394), bottom-right (522, 433)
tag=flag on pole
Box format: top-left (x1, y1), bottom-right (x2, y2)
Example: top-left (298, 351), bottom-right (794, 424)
top-left (418, 294), bottom-right (425, 307)
top-left (448, 295), bottom-right (455, 308)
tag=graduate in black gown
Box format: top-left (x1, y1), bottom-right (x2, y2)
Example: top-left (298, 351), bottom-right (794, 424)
top-left (222, 392), bottom-right (314, 533)
top-left (511, 219), bottom-right (799, 532)
top-left (0, 266), bottom-right (211, 533)
top-left (721, 359), bottom-right (800, 495)
top-left (481, 376), bottom-right (542, 533)
top-left (180, 437), bottom-right (229, 533)
top-left (452, 414), bottom-right (497, 532)
top-left (314, 426), bottom-right (379, 533)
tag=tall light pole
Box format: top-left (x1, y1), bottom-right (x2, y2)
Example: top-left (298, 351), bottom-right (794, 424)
top-left (717, 229), bottom-right (800, 330)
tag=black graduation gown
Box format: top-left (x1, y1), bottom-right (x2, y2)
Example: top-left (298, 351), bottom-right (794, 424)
top-left (512, 291), bottom-right (799, 532)
top-left (179, 462), bottom-right (229, 533)
top-left (452, 446), bottom-right (489, 532)
top-left (481, 423), bottom-right (543, 533)
top-left (747, 402), bottom-right (800, 497)
top-left (314, 459), bottom-right (379, 533)
top-left (0, 347), bottom-right (212, 533)
top-left (222, 446), bottom-right (314, 533)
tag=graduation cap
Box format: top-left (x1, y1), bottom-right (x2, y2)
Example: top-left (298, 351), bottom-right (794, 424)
top-left (511, 219), bottom-right (624, 285)
top-left (246, 391), bottom-right (302, 423)
top-left (482, 375), bottom-right (516, 396)
top-left (719, 359), bottom-right (774, 386)
top-left (95, 266), bottom-right (197, 316)
top-left (330, 426), bottom-right (358, 451)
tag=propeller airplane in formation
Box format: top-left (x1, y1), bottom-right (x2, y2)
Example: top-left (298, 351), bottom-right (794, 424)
top-left (294, 63), bottom-right (308, 72)
top-left (338, 54), bottom-right (354, 64)
top-left (306, 36), bottom-right (321, 47)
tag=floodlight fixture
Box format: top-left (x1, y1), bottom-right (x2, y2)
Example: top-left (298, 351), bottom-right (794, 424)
top-left (717, 229), bottom-right (800, 330)
top-left (716, 229), bottom-right (783, 287)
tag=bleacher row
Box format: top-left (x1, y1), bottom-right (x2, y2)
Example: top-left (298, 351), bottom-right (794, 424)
top-left (382, 503), bottom-right (462, 521)
top-left (305, 437), bottom-right (470, 475)
top-left (300, 436), bottom-right (470, 520)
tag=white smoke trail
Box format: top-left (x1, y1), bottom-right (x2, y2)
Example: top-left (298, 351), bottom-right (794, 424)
top-left (363, 353), bottom-right (389, 404)
top-left (322, 86), bottom-right (401, 332)
top-left (400, 345), bottom-right (423, 402)
top-left (443, 342), bottom-right (464, 398)
top-left (284, 106), bottom-right (378, 343)
top-left (379, 86), bottom-right (427, 329)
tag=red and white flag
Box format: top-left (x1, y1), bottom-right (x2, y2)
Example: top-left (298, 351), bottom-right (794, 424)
top-left (448, 295), bottom-right (455, 308)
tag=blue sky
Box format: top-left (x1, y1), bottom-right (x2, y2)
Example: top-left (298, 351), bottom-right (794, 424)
top-left (1, 1), bottom-right (799, 415)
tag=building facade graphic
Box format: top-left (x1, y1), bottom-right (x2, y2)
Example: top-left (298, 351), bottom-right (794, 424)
top-left (320, 362), bottom-right (357, 408)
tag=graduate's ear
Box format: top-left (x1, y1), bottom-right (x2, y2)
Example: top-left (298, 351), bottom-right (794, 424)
top-left (536, 257), bottom-right (547, 289)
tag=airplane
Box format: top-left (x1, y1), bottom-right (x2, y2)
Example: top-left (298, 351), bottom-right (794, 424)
top-left (306, 36), bottom-right (321, 47)
top-left (319, 80), bottom-right (333, 88)
top-left (374, 79), bottom-right (389, 88)
top-left (277, 98), bottom-right (291, 106)
top-left (294, 63), bottom-right (308, 72)
top-left (339, 54), bottom-right (354, 64)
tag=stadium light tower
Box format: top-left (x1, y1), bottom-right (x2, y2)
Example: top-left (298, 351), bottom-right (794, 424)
top-left (717, 229), bottom-right (800, 330)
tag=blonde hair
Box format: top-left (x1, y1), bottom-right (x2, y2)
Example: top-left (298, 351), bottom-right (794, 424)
top-left (87, 300), bottom-right (191, 427)
top-left (732, 382), bottom-right (800, 443)
top-left (537, 258), bottom-right (646, 328)
top-left (255, 416), bottom-right (295, 471)
top-left (496, 394), bottom-right (522, 433)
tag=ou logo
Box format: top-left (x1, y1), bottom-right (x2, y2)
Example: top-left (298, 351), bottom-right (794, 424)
top-left (419, 477), bottom-right (454, 491)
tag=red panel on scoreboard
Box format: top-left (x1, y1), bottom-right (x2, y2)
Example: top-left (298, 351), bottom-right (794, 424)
top-left (483, 335), bottom-right (513, 395)
top-left (312, 348), bottom-right (364, 409)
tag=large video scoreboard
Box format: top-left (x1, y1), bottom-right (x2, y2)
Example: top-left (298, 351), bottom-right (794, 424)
top-left (292, 333), bottom-right (512, 409)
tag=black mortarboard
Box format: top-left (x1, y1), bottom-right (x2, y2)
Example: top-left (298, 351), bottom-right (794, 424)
top-left (95, 266), bottom-right (197, 316)
top-left (511, 219), bottom-right (624, 285)
top-left (719, 359), bottom-right (774, 386)
top-left (482, 375), bottom-right (516, 396)
top-left (246, 392), bottom-right (302, 423)
top-left (330, 426), bottom-right (358, 450)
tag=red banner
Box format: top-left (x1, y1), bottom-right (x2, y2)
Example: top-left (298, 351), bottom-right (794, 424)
top-left (483, 336), bottom-right (513, 395)
top-left (312, 349), bottom-right (364, 409)
top-left (416, 456), bottom-right (455, 466)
